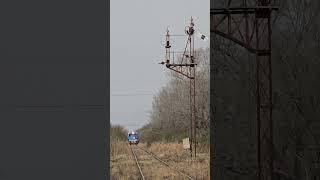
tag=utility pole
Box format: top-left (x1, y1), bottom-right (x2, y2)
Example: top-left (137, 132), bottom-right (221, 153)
top-left (159, 17), bottom-right (197, 158)
top-left (211, 0), bottom-right (278, 179)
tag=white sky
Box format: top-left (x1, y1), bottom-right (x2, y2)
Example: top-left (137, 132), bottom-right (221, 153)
top-left (111, 0), bottom-right (209, 131)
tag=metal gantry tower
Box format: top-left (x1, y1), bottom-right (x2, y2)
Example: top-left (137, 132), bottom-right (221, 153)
top-left (211, 0), bottom-right (278, 179)
top-left (159, 18), bottom-right (197, 158)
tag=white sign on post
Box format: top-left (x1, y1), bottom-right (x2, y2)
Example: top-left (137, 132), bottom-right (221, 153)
top-left (182, 138), bottom-right (190, 150)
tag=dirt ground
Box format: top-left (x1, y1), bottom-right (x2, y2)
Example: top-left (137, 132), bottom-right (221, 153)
top-left (110, 141), bottom-right (210, 180)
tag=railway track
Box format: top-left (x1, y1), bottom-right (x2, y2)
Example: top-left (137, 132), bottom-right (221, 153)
top-left (129, 144), bottom-right (194, 180)
top-left (129, 145), bottom-right (145, 180)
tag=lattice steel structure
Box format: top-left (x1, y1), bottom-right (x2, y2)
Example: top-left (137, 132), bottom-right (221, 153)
top-left (211, 0), bottom-right (278, 180)
top-left (159, 18), bottom-right (197, 158)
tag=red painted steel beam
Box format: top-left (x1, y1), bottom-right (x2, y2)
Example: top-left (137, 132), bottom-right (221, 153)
top-left (211, 2), bottom-right (278, 180)
top-left (211, 28), bottom-right (256, 53)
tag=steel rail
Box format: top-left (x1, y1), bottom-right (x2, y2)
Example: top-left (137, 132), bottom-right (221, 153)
top-left (130, 145), bottom-right (145, 180)
top-left (136, 145), bottom-right (194, 180)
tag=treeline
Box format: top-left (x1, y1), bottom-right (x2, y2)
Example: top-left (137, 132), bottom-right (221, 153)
top-left (110, 124), bottom-right (127, 141)
top-left (138, 48), bottom-right (210, 144)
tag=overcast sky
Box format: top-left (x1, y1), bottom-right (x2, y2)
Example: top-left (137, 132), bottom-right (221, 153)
top-left (111, 0), bottom-right (209, 131)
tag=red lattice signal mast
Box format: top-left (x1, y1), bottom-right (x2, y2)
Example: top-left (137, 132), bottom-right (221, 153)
top-left (211, 0), bottom-right (278, 180)
top-left (159, 17), bottom-right (197, 158)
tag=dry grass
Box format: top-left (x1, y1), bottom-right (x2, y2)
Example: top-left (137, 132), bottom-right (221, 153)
top-left (110, 140), bottom-right (140, 180)
top-left (110, 140), bottom-right (130, 157)
top-left (148, 142), bottom-right (210, 179)
top-left (110, 141), bottom-right (210, 179)
top-left (149, 142), bottom-right (183, 156)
